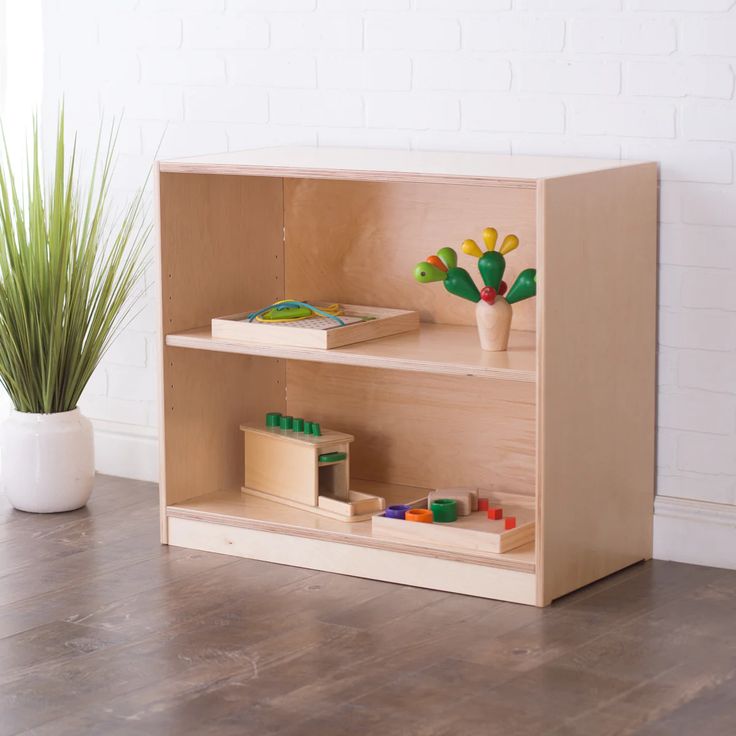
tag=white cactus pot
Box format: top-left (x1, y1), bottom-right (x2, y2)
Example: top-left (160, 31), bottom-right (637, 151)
top-left (475, 295), bottom-right (512, 352)
top-left (0, 408), bottom-right (95, 513)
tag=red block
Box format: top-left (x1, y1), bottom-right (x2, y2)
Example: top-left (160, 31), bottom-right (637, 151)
top-left (504, 517), bottom-right (516, 530)
top-left (478, 498), bottom-right (489, 511)
top-left (487, 507), bottom-right (503, 520)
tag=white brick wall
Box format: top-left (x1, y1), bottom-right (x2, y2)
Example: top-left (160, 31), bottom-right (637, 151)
top-left (39, 1), bottom-right (736, 542)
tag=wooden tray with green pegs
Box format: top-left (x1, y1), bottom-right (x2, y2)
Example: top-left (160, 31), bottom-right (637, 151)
top-left (212, 302), bottom-right (419, 349)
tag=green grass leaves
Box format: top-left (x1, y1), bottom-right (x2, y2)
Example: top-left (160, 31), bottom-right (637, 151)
top-left (0, 110), bottom-right (149, 413)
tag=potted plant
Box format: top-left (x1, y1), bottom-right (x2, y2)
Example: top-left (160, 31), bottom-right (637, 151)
top-left (0, 112), bottom-right (148, 512)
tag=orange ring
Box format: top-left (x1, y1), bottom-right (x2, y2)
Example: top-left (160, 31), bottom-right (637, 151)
top-left (405, 508), bottom-right (433, 523)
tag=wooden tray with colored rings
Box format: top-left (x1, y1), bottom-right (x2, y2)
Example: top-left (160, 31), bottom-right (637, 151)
top-left (372, 496), bottom-right (535, 555)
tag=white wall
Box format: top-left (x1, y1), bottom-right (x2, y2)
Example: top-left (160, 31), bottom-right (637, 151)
top-left (0, 0), bottom-right (43, 152)
top-left (39, 0), bottom-right (736, 567)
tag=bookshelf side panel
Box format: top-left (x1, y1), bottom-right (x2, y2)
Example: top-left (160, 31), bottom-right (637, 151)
top-left (158, 173), bottom-right (286, 532)
top-left (538, 164), bottom-right (657, 604)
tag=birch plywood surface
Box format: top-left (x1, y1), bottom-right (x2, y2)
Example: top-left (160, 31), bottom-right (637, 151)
top-left (166, 487), bottom-right (536, 572)
top-left (537, 163), bottom-right (657, 604)
top-left (158, 171), bottom-right (286, 535)
top-left (159, 172), bottom-right (283, 334)
top-left (287, 363), bottom-right (536, 496)
top-left (162, 350), bottom-right (285, 513)
top-left (160, 145), bottom-right (635, 182)
top-left (243, 431), bottom-right (318, 506)
top-left (283, 178), bottom-right (537, 332)
top-left (167, 324), bottom-right (537, 382)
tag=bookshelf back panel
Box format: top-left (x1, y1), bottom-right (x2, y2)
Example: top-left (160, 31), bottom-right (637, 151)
top-left (283, 178), bottom-right (537, 332)
top-left (286, 362), bottom-right (536, 497)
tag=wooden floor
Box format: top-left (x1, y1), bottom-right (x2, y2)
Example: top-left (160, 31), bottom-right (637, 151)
top-left (1, 476), bottom-right (735, 736)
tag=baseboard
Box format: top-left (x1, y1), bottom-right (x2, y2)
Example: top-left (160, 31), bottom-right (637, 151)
top-left (654, 495), bottom-right (736, 570)
top-left (92, 422), bottom-right (159, 483)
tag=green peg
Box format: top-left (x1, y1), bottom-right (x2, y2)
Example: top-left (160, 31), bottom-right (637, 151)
top-left (414, 261), bottom-right (447, 284)
top-left (266, 412), bottom-right (281, 428)
top-left (443, 266), bottom-right (481, 303)
top-left (303, 421), bottom-right (312, 434)
top-left (319, 451), bottom-right (346, 463)
top-left (279, 415), bottom-right (293, 431)
top-left (506, 268), bottom-right (537, 304)
top-left (478, 251), bottom-right (506, 290)
top-left (293, 418), bottom-right (305, 433)
top-left (311, 422), bottom-right (321, 437)
top-left (436, 246), bottom-right (457, 270)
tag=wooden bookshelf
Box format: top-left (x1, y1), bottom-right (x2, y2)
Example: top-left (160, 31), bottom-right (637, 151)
top-left (157, 146), bottom-right (657, 607)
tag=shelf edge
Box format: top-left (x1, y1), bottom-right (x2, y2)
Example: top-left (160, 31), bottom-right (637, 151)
top-left (165, 332), bottom-right (537, 383)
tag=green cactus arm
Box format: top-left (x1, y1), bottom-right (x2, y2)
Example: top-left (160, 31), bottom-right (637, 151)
top-left (478, 250), bottom-right (506, 290)
top-left (444, 266), bottom-right (481, 302)
top-left (413, 261), bottom-right (447, 283)
top-left (436, 246), bottom-right (457, 269)
top-left (506, 268), bottom-right (537, 304)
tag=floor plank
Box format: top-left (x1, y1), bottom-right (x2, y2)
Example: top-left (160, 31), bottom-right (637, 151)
top-left (0, 475), bottom-right (734, 736)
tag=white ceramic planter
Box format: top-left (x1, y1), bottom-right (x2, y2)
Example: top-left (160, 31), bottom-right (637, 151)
top-left (0, 408), bottom-right (95, 513)
top-left (475, 295), bottom-right (512, 352)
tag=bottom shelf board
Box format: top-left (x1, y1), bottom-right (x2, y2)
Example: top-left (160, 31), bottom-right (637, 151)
top-left (166, 479), bottom-right (535, 573)
top-left (167, 515), bottom-right (538, 605)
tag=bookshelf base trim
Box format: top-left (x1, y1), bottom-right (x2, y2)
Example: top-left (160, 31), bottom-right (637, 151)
top-left (167, 515), bottom-right (539, 605)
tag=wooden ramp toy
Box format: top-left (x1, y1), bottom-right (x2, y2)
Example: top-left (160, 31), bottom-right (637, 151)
top-left (372, 496), bottom-right (534, 554)
top-left (241, 414), bottom-right (385, 522)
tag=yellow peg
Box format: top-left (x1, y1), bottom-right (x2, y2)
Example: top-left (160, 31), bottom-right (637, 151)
top-left (482, 227), bottom-right (498, 252)
top-left (499, 234), bottom-right (519, 256)
top-left (462, 238), bottom-right (484, 259)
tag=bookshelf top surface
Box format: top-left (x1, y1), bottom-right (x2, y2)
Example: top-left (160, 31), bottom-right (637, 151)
top-left (159, 145), bottom-right (650, 183)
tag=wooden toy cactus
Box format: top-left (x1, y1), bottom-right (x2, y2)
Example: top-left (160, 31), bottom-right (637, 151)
top-left (413, 227), bottom-right (537, 352)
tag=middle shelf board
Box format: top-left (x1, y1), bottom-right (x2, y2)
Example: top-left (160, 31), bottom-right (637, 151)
top-left (166, 322), bottom-right (537, 382)
top-left (166, 480), bottom-right (536, 573)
